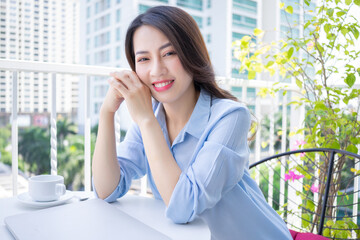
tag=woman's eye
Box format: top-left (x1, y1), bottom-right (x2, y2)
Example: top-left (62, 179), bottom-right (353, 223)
top-left (137, 57), bottom-right (148, 62)
top-left (164, 51), bottom-right (176, 57)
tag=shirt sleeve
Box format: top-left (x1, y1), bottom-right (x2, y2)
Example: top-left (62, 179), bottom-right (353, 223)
top-left (92, 123), bottom-right (147, 202)
top-left (165, 106), bottom-right (251, 223)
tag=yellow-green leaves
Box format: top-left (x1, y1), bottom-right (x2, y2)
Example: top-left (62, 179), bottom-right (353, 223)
top-left (280, 2), bottom-right (285, 9)
top-left (355, 0), bottom-right (360, 6)
top-left (350, 168), bottom-right (360, 175)
top-left (285, 5), bottom-right (293, 14)
top-left (287, 47), bottom-right (294, 59)
top-left (254, 28), bottom-right (264, 37)
top-left (345, 0), bottom-right (352, 5)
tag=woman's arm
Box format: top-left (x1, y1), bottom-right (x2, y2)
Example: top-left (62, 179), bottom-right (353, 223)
top-left (139, 118), bottom-right (182, 205)
top-left (111, 71), bottom-right (181, 205)
top-left (92, 78), bottom-right (124, 199)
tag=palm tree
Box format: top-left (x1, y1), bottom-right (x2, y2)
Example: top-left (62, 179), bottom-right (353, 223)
top-left (18, 127), bottom-right (50, 175)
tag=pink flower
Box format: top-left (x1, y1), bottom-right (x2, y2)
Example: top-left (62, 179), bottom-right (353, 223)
top-left (285, 170), bottom-right (304, 182)
top-left (300, 152), bottom-right (306, 157)
top-left (294, 140), bottom-right (306, 147)
top-left (310, 183), bottom-right (319, 193)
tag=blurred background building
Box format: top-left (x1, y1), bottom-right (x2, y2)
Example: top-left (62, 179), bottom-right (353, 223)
top-left (0, 0), bottom-right (80, 127)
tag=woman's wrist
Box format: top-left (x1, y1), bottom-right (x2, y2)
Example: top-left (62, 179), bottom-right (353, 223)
top-left (100, 106), bottom-right (116, 118)
top-left (138, 116), bottom-right (158, 130)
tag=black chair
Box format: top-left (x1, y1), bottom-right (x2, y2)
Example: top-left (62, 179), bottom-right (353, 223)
top-left (250, 148), bottom-right (360, 240)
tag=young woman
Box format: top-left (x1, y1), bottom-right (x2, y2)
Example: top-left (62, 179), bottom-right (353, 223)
top-left (92, 6), bottom-right (292, 240)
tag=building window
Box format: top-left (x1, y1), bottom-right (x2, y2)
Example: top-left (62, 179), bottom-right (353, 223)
top-left (116, 9), bottom-right (121, 22)
top-left (177, 0), bottom-right (203, 11)
top-left (86, 22), bottom-right (91, 34)
top-left (116, 46), bottom-right (121, 60)
top-left (139, 4), bottom-right (150, 14)
top-left (233, 0), bottom-right (257, 14)
top-left (86, 38), bottom-right (91, 50)
top-left (207, 17), bottom-right (211, 26)
top-left (207, 0), bottom-right (211, 8)
top-left (86, 6), bottom-right (91, 18)
top-left (192, 15), bottom-right (202, 29)
top-left (116, 27), bottom-right (121, 41)
top-left (232, 14), bottom-right (257, 29)
top-left (207, 34), bottom-right (211, 43)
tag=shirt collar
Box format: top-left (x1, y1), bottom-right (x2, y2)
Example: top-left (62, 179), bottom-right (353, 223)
top-left (183, 88), bottom-right (211, 139)
top-left (154, 88), bottom-right (211, 141)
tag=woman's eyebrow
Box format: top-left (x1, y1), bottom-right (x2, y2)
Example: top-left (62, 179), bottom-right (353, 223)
top-left (135, 42), bottom-right (172, 55)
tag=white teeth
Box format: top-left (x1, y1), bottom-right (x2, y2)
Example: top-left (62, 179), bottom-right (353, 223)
top-left (154, 81), bottom-right (172, 88)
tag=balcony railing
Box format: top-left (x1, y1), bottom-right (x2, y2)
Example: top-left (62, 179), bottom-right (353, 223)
top-left (0, 59), bottom-right (302, 198)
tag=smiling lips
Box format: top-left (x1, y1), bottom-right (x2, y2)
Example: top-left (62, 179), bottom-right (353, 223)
top-left (152, 80), bottom-right (174, 92)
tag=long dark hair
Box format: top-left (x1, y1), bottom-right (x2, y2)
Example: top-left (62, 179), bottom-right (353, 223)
top-left (125, 6), bottom-right (237, 101)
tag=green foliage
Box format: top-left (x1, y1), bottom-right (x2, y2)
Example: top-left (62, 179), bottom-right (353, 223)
top-left (236, 0), bottom-right (360, 237)
top-left (0, 125), bottom-right (12, 166)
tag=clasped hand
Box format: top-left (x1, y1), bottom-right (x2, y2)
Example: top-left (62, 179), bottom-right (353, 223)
top-left (103, 70), bottom-right (154, 126)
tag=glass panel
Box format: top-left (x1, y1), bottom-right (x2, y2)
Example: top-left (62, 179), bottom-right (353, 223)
top-left (177, 0), bottom-right (203, 11)
top-left (139, 4), bottom-right (151, 14)
top-left (232, 14), bottom-right (257, 29)
top-left (233, 0), bottom-right (257, 13)
top-left (192, 15), bottom-right (203, 28)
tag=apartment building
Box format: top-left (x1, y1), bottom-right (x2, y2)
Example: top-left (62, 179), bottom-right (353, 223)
top-left (0, 0), bottom-right (80, 125)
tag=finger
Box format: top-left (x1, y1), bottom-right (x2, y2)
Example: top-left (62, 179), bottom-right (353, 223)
top-left (108, 78), bottom-right (128, 97)
top-left (111, 71), bottom-right (137, 90)
top-left (127, 71), bottom-right (143, 88)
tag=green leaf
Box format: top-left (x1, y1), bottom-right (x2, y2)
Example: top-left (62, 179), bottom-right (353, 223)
top-left (296, 79), bottom-right (302, 88)
top-left (285, 5), bottom-right (293, 14)
top-left (287, 47), bottom-right (294, 59)
top-left (306, 200), bottom-right (315, 212)
top-left (351, 27), bottom-right (359, 39)
top-left (254, 28), bottom-right (264, 37)
top-left (336, 11), bottom-right (346, 17)
top-left (324, 24), bottom-right (331, 34)
top-left (355, 0), bottom-right (360, 6)
top-left (248, 71), bottom-right (256, 80)
top-left (345, 0), bottom-right (352, 5)
top-left (302, 213), bottom-right (311, 228)
top-left (266, 61), bottom-right (274, 68)
top-left (341, 27), bottom-right (349, 37)
top-left (326, 220), bottom-right (334, 227)
top-left (326, 8), bottom-right (334, 17)
top-left (344, 73), bottom-right (356, 87)
top-left (347, 145), bottom-right (358, 154)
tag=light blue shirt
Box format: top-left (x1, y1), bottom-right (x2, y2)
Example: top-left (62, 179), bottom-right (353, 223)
top-left (93, 89), bottom-right (292, 240)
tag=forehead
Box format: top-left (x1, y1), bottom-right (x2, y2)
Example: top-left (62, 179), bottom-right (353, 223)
top-left (133, 25), bottom-right (171, 52)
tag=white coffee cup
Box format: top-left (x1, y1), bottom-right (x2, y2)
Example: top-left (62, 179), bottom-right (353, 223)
top-left (28, 175), bottom-right (66, 202)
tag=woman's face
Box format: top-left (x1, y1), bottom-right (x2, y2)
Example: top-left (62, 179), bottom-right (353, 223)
top-left (133, 25), bottom-right (195, 105)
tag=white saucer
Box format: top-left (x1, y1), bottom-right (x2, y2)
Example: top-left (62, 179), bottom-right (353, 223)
top-left (17, 190), bottom-right (74, 208)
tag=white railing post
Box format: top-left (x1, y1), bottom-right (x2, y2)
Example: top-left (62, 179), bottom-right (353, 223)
top-left (11, 71), bottom-right (18, 196)
top-left (84, 76), bottom-right (91, 192)
top-left (280, 93), bottom-right (287, 219)
top-left (50, 73), bottom-right (57, 175)
top-left (268, 98), bottom-right (275, 205)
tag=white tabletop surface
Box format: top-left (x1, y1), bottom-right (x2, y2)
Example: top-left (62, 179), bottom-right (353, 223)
top-left (0, 192), bottom-right (210, 240)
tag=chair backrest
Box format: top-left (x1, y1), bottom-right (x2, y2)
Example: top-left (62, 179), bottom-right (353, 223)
top-left (249, 148), bottom-right (360, 240)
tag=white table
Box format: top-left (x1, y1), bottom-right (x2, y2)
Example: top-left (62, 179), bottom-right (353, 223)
top-left (0, 193), bottom-right (210, 240)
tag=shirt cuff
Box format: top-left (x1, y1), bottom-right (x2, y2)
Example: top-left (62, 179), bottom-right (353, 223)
top-left (92, 170), bottom-right (127, 203)
top-left (165, 171), bottom-right (196, 224)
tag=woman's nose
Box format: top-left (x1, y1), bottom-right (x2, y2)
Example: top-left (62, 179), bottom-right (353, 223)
top-left (150, 59), bottom-right (166, 77)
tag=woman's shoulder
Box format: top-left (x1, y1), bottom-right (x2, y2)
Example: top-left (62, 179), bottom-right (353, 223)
top-left (210, 96), bottom-right (250, 120)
